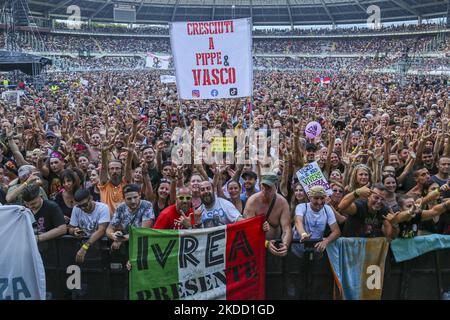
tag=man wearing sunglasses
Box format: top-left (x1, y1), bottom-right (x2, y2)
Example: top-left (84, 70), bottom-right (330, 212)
top-left (68, 189), bottom-right (110, 264)
top-left (154, 186), bottom-right (197, 229)
top-left (338, 183), bottom-right (394, 239)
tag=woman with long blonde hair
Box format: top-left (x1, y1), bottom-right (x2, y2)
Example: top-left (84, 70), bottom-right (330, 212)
top-left (347, 164), bottom-right (372, 193)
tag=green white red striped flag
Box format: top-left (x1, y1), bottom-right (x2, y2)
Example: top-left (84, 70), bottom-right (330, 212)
top-left (129, 216), bottom-right (266, 300)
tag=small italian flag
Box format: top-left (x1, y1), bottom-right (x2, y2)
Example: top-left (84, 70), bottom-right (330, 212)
top-left (313, 76), bottom-right (331, 85)
top-left (129, 216), bottom-right (266, 300)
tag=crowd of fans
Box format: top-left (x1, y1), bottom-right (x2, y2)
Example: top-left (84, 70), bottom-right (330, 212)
top-left (48, 56), bottom-right (146, 72)
top-left (2, 29), bottom-right (448, 55)
top-left (0, 70), bottom-right (449, 264)
top-left (52, 21), bottom-right (443, 36)
top-left (0, 20), bottom-right (449, 299)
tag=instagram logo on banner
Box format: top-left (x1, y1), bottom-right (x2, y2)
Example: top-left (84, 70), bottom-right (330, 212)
top-left (367, 5), bottom-right (381, 30)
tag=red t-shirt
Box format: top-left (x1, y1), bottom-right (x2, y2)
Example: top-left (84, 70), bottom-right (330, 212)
top-left (153, 204), bottom-right (194, 230)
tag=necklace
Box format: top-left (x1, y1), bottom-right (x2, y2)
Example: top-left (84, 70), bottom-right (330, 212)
top-left (111, 184), bottom-right (122, 203)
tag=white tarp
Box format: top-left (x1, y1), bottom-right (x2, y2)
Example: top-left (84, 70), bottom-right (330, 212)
top-left (160, 75), bottom-right (176, 84)
top-left (170, 18), bottom-right (253, 100)
top-left (0, 205), bottom-right (46, 300)
top-left (145, 53), bottom-right (171, 70)
top-left (1, 90), bottom-right (24, 106)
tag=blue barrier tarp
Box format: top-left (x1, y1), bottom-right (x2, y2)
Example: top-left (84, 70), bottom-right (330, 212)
top-left (390, 234), bottom-right (450, 262)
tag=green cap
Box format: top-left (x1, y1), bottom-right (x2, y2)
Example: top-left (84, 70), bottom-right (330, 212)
top-left (260, 172), bottom-right (279, 187)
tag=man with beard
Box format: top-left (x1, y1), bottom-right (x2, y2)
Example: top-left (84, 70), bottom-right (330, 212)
top-left (244, 173), bottom-right (292, 257)
top-left (406, 168), bottom-right (431, 199)
top-left (141, 145), bottom-right (161, 187)
top-left (240, 170), bottom-right (259, 202)
top-left (160, 129), bottom-right (173, 162)
top-left (39, 151), bottom-right (65, 200)
top-left (430, 157), bottom-right (450, 199)
top-left (110, 135), bottom-right (125, 161)
top-left (198, 180), bottom-right (242, 228)
top-left (77, 156), bottom-right (91, 189)
top-left (99, 141), bottom-right (132, 216)
top-left (338, 183), bottom-right (394, 238)
top-left (153, 186), bottom-right (197, 229)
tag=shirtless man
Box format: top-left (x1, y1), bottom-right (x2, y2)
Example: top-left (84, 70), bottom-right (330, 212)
top-left (244, 173), bottom-right (292, 257)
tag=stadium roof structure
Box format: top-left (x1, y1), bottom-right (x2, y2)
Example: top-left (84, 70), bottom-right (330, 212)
top-left (27, 0), bottom-right (448, 26)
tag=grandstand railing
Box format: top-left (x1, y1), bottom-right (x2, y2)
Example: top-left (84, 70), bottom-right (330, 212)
top-left (40, 236), bottom-right (450, 300)
top-left (48, 28), bottom-right (450, 40)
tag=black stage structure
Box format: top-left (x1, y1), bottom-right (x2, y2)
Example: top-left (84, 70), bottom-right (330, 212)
top-left (0, 50), bottom-right (52, 89)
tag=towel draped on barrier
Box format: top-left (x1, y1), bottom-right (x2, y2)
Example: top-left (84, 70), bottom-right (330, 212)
top-left (390, 234), bottom-right (450, 262)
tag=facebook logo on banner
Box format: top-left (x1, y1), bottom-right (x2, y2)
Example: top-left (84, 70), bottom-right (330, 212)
top-left (211, 89), bottom-right (218, 97)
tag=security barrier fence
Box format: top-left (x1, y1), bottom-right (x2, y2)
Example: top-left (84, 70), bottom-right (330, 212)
top-left (39, 236), bottom-right (450, 300)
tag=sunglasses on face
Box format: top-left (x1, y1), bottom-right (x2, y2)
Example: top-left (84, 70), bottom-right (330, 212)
top-left (332, 189), bottom-right (344, 194)
top-left (177, 196), bottom-right (192, 201)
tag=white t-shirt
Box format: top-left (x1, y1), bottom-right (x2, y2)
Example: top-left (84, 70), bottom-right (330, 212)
top-left (201, 196), bottom-right (242, 228)
top-left (69, 202), bottom-right (110, 237)
top-left (294, 203), bottom-right (336, 240)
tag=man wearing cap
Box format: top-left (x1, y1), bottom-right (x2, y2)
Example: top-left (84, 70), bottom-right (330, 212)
top-left (244, 172), bottom-right (292, 257)
top-left (6, 165), bottom-right (48, 205)
top-left (294, 186), bottom-right (341, 252)
top-left (305, 143), bottom-right (318, 163)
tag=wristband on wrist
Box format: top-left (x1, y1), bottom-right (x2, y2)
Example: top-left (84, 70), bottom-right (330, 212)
top-left (353, 190), bottom-right (359, 198)
top-left (265, 240), bottom-right (269, 249)
top-left (434, 189), bottom-right (441, 196)
top-left (82, 243), bottom-right (90, 251)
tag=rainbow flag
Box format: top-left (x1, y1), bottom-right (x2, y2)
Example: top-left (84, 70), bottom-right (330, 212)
top-left (326, 237), bottom-right (389, 300)
top-left (129, 216), bottom-right (266, 300)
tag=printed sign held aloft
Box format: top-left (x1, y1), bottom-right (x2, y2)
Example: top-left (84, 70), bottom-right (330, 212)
top-left (170, 18), bottom-right (253, 100)
top-left (296, 161), bottom-right (332, 196)
top-left (146, 53), bottom-right (171, 70)
top-left (305, 121), bottom-right (322, 139)
top-left (211, 137), bottom-right (234, 153)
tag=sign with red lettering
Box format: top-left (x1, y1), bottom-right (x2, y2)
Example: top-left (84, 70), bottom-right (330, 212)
top-left (169, 18), bottom-right (253, 100)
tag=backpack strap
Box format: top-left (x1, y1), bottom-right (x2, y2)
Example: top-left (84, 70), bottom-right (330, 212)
top-left (266, 194), bottom-right (277, 220)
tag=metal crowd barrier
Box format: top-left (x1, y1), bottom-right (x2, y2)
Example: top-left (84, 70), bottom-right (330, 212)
top-left (39, 236), bottom-right (450, 300)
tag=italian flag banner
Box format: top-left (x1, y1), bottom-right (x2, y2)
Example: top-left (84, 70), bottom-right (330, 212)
top-left (129, 216), bottom-right (266, 300)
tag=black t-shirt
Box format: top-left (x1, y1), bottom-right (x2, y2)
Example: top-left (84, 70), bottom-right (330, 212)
top-left (430, 175), bottom-right (450, 198)
top-left (147, 166), bottom-right (161, 188)
top-left (54, 192), bottom-right (74, 218)
top-left (342, 199), bottom-right (388, 238)
top-left (33, 200), bottom-right (66, 234)
top-left (437, 212), bottom-right (450, 235)
top-left (0, 188), bottom-right (6, 204)
top-left (89, 185), bottom-right (101, 202)
top-left (398, 211), bottom-right (422, 238)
